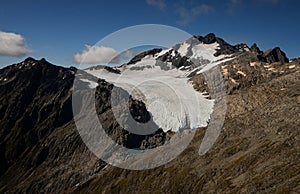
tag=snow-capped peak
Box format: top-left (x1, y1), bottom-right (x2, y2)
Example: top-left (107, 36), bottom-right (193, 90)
top-left (80, 33), bottom-right (240, 133)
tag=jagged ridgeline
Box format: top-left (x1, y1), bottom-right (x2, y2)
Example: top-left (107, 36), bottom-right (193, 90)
top-left (0, 33), bottom-right (299, 193)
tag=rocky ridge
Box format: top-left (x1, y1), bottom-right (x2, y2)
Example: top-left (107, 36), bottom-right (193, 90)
top-left (0, 34), bottom-right (299, 193)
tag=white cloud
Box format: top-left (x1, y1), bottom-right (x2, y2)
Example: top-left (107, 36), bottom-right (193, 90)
top-left (176, 4), bottom-right (214, 25)
top-left (73, 45), bottom-right (119, 64)
top-left (107, 50), bottom-right (137, 65)
top-left (119, 50), bottom-right (135, 61)
top-left (0, 31), bottom-right (31, 57)
top-left (228, 0), bottom-right (281, 12)
top-left (146, 0), bottom-right (166, 10)
top-left (227, 0), bottom-right (242, 13)
top-left (254, 0), bottom-right (281, 5)
top-left (192, 4), bottom-right (214, 15)
top-left (146, 0), bottom-right (214, 26)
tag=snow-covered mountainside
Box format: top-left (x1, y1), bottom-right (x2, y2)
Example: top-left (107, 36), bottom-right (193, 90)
top-left (0, 34), bottom-right (297, 193)
top-left (85, 55), bottom-right (214, 133)
top-left (80, 33), bottom-right (288, 133)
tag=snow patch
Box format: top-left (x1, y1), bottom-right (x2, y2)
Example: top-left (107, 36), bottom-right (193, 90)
top-left (177, 42), bottom-right (189, 56)
top-left (197, 57), bottom-right (234, 74)
top-left (155, 48), bottom-right (171, 58)
top-left (250, 62), bottom-right (259, 67)
top-left (230, 78), bottom-right (238, 84)
top-left (267, 67), bottom-right (277, 72)
top-left (237, 70), bottom-right (246, 77)
top-left (191, 42), bottom-right (222, 61)
top-left (289, 65), bottom-right (295, 69)
top-left (80, 78), bottom-right (98, 88)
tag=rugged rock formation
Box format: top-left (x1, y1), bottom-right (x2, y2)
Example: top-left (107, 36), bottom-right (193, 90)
top-left (127, 48), bottom-right (162, 65)
top-left (263, 47), bottom-right (289, 64)
top-left (250, 43), bottom-right (262, 54)
top-left (195, 33), bottom-right (217, 44)
top-left (0, 34), bottom-right (298, 193)
top-left (72, 57), bottom-right (300, 194)
top-left (0, 57), bottom-right (170, 193)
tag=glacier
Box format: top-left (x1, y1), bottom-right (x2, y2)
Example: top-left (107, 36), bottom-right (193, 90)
top-left (82, 39), bottom-right (233, 133)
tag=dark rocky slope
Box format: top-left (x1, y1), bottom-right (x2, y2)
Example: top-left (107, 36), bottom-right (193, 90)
top-left (0, 58), bottom-right (91, 192)
top-left (0, 58), bottom-right (169, 193)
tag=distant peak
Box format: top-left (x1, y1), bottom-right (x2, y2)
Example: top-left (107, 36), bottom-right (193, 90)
top-left (194, 33), bottom-right (217, 44)
top-left (23, 57), bottom-right (50, 63)
top-left (24, 57), bottom-right (37, 62)
top-left (39, 58), bottom-right (47, 63)
top-left (203, 33), bottom-right (217, 44)
top-left (263, 47), bottom-right (289, 64)
top-left (16, 57), bottom-right (58, 70)
top-left (250, 43), bottom-right (262, 53)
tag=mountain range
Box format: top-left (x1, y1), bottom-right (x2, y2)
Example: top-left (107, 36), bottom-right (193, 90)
top-left (0, 33), bottom-right (299, 193)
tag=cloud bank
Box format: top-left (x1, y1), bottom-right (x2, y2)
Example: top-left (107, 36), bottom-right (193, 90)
top-left (0, 31), bottom-right (31, 57)
top-left (146, 0), bottom-right (166, 10)
top-left (73, 45), bottom-right (120, 64)
top-left (73, 45), bottom-right (137, 65)
top-left (176, 3), bottom-right (214, 25)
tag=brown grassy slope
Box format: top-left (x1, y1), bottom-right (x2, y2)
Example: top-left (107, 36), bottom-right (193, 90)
top-left (71, 60), bottom-right (300, 194)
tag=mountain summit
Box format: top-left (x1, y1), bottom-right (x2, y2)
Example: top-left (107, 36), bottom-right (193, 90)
top-left (0, 34), bottom-right (299, 193)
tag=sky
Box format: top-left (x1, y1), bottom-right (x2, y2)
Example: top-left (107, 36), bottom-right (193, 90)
top-left (0, 0), bottom-right (299, 68)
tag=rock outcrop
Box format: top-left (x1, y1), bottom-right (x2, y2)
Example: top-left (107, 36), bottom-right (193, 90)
top-left (263, 47), bottom-right (289, 64)
top-left (0, 33), bottom-right (298, 193)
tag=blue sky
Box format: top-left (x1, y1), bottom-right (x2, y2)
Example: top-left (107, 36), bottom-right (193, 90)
top-left (0, 0), bottom-right (299, 68)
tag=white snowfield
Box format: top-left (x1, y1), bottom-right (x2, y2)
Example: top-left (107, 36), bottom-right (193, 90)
top-left (191, 42), bottom-right (223, 61)
top-left (177, 41), bottom-right (190, 56)
top-left (80, 78), bottom-right (98, 88)
top-left (82, 40), bottom-right (233, 132)
top-left (173, 41), bottom-right (234, 74)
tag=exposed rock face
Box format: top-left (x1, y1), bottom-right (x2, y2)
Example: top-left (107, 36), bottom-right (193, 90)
top-left (73, 58), bottom-right (300, 194)
top-left (0, 58), bottom-right (92, 192)
top-left (127, 48), bottom-right (162, 65)
top-left (194, 33), bottom-right (239, 56)
top-left (72, 57), bottom-right (299, 194)
top-left (157, 50), bottom-right (194, 68)
top-left (247, 44), bottom-right (289, 64)
top-left (0, 58), bottom-right (170, 193)
top-left (263, 47), bottom-right (289, 64)
top-left (194, 34), bottom-right (289, 64)
top-left (202, 33), bottom-right (217, 44)
top-left (195, 33), bottom-right (220, 44)
top-left (250, 43), bottom-right (262, 54)
top-left (104, 66), bottom-right (121, 74)
top-left (0, 34), bottom-right (298, 193)
top-left (92, 77), bottom-right (172, 149)
top-left (127, 33), bottom-right (289, 73)
top-left (235, 43), bottom-right (250, 52)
